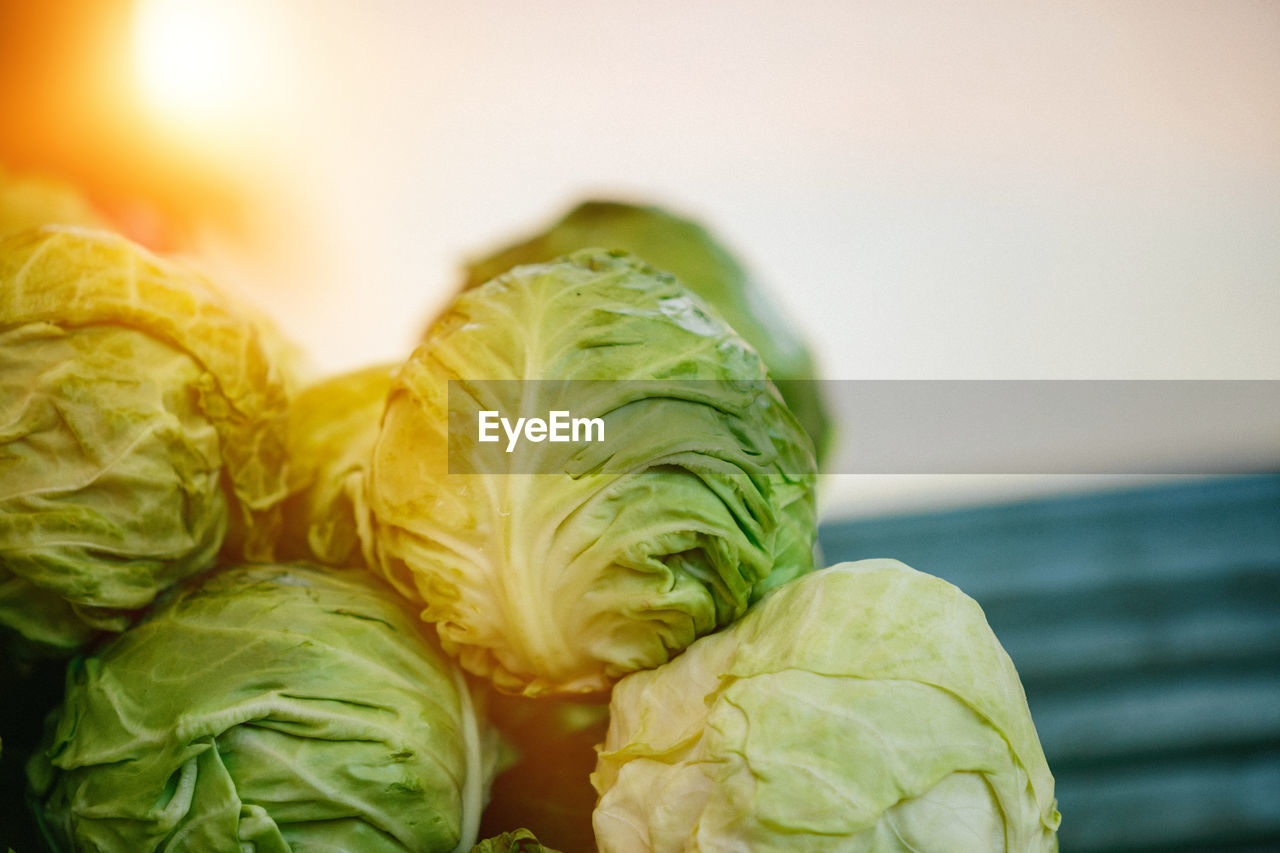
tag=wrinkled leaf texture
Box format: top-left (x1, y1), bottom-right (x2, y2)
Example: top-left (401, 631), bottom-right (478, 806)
top-left (370, 249), bottom-right (816, 697)
top-left (593, 559), bottom-right (1061, 852)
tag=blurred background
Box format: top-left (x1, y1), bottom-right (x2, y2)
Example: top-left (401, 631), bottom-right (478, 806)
top-left (1, 0), bottom-right (1277, 518)
top-left (1, 3), bottom-right (1278, 848)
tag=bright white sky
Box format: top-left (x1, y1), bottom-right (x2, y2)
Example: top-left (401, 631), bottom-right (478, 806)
top-left (136, 0), bottom-right (1280, 518)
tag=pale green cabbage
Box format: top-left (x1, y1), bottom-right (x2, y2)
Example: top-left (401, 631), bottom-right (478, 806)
top-left (369, 249), bottom-right (816, 697)
top-left (277, 364), bottom-right (394, 568)
top-left (462, 200), bottom-right (832, 462)
top-left (593, 559), bottom-right (1061, 852)
top-left (0, 227), bottom-right (291, 650)
top-left (27, 562), bottom-right (501, 852)
top-left (0, 323), bottom-right (226, 647)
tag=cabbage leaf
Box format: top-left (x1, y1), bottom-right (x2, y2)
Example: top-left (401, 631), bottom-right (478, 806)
top-left (278, 364), bottom-right (394, 567)
top-left (470, 828), bottom-right (561, 853)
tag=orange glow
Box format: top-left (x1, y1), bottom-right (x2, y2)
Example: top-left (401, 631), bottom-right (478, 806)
top-left (0, 1), bottom-right (289, 250)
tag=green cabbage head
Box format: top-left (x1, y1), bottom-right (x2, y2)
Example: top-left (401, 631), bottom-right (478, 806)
top-left (27, 563), bottom-right (501, 853)
top-left (592, 559), bottom-right (1062, 852)
top-left (0, 227), bottom-right (291, 650)
top-left (277, 364), bottom-right (395, 568)
top-left (370, 249), bottom-right (816, 697)
top-left (462, 200), bottom-right (832, 462)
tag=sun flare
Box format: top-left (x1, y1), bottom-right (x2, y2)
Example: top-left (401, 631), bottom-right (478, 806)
top-left (132, 0), bottom-right (276, 138)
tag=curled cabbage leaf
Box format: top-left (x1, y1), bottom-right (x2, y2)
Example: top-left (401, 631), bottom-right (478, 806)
top-left (470, 829), bottom-right (561, 853)
top-left (370, 249), bottom-right (817, 696)
top-left (27, 562), bottom-right (501, 853)
top-left (278, 364), bottom-right (394, 567)
top-left (462, 200), bottom-right (831, 462)
top-left (0, 227), bottom-right (291, 649)
top-left (592, 559), bottom-right (1062, 852)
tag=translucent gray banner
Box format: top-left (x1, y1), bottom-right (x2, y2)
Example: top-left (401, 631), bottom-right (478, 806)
top-left (824, 380), bottom-right (1279, 475)
top-left (447, 380), bottom-right (1279, 475)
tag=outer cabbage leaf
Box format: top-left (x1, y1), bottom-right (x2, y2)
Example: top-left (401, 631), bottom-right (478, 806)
top-left (370, 249), bottom-right (816, 696)
top-left (592, 559), bottom-right (1061, 852)
top-left (462, 200), bottom-right (831, 462)
top-left (0, 227), bottom-right (291, 649)
top-left (470, 829), bottom-right (561, 853)
top-left (27, 563), bottom-right (501, 853)
top-left (0, 323), bottom-right (226, 646)
top-left (278, 364), bottom-right (394, 567)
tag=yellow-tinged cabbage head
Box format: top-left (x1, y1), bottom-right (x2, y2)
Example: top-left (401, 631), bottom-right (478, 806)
top-left (370, 249), bottom-right (817, 697)
top-left (278, 363), bottom-right (395, 567)
top-left (0, 226), bottom-right (291, 650)
top-left (592, 559), bottom-right (1061, 853)
top-left (27, 563), bottom-right (503, 852)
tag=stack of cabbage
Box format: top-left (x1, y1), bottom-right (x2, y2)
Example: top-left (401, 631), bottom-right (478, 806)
top-left (1, 192), bottom-right (1061, 852)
